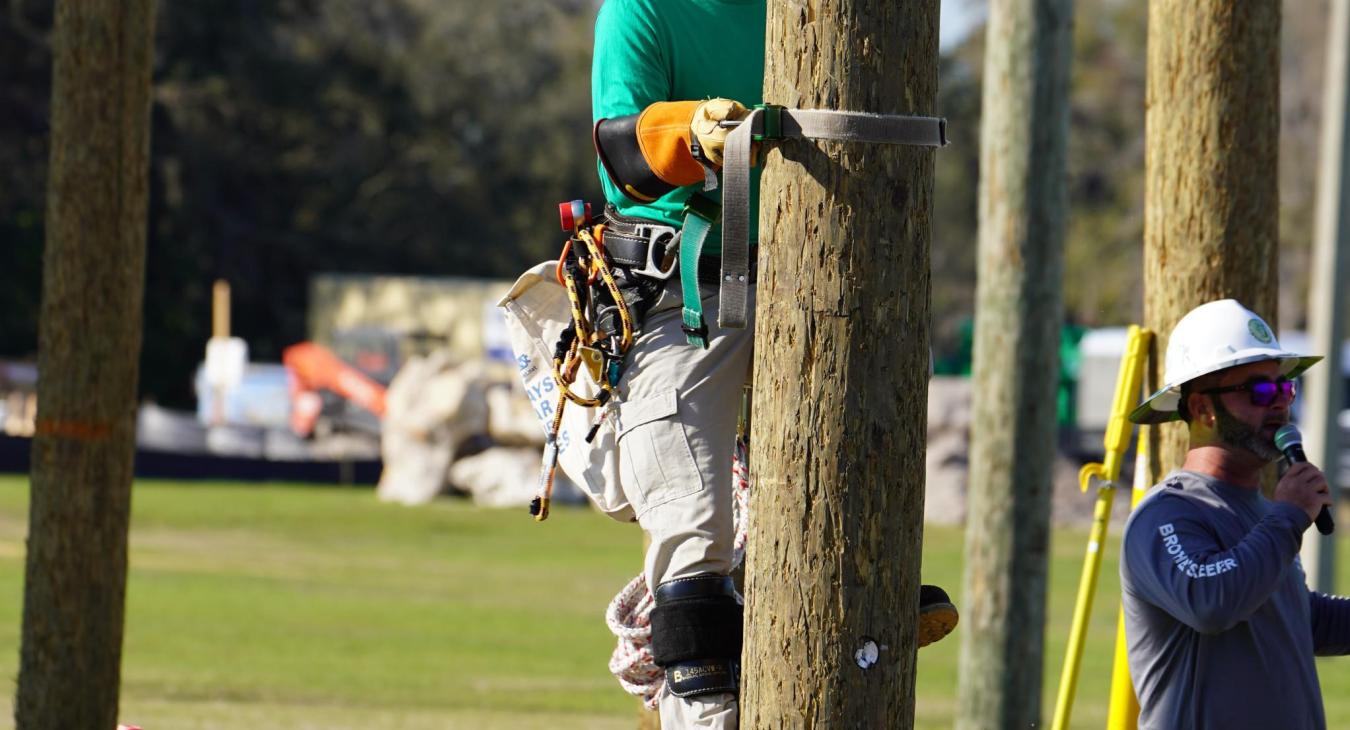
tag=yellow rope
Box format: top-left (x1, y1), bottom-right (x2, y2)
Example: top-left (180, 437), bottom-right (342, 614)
top-left (536, 223), bottom-right (638, 521)
top-left (580, 226), bottom-right (635, 353)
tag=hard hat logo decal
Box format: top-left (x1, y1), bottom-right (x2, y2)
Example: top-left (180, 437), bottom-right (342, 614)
top-left (1247, 318), bottom-right (1273, 344)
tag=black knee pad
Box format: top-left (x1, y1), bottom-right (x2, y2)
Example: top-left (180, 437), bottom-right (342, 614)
top-left (650, 574), bottom-right (743, 698)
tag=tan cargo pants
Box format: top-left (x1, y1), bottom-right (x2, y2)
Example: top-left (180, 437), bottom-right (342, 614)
top-left (500, 265), bottom-right (753, 729)
top-left (621, 277), bottom-right (753, 729)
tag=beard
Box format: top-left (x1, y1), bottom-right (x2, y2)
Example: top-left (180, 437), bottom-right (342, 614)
top-left (1213, 398), bottom-right (1283, 461)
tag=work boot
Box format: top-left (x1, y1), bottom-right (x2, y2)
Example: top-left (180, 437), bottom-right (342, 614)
top-left (918, 584), bottom-right (958, 648)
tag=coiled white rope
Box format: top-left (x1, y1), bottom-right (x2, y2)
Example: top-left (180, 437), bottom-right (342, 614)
top-left (605, 439), bottom-right (751, 708)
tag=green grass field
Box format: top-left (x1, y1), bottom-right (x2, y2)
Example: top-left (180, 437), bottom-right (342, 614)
top-left (1, 475), bottom-right (1347, 728)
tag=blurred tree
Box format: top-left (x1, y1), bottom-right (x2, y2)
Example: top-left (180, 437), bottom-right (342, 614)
top-left (141, 0), bottom-right (599, 405)
top-left (1060, 0), bottom-right (1148, 325)
top-left (939, 0), bottom-right (1337, 338)
top-left (1279, 0), bottom-right (1330, 329)
top-left (0, 0), bottom-right (52, 361)
top-left (1, 0), bottom-right (600, 407)
top-left (16, 0), bottom-right (154, 727)
top-left (932, 45), bottom-right (982, 354)
top-left (928, 0), bottom-right (1151, 361)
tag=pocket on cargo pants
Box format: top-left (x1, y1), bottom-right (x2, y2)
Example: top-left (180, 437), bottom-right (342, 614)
top-left (616, 389), bottom-right (704, 515)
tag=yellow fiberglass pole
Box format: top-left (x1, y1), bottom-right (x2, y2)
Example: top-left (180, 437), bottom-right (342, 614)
top-left (1050, 325), bottom-right (1152, 730)
top-left (1105, 423), bottom-right (1152, 730)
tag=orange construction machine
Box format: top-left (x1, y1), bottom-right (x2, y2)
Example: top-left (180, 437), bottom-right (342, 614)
top-left (283, 341), bottom-right (389, 438)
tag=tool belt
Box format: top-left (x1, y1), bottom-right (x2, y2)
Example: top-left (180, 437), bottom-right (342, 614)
top-left (529, 198), bottom-right (756, 521)
top-left (603, 205), bottom-right (752, 291)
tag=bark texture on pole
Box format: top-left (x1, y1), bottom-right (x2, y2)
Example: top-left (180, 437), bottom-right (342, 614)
top-left (16, 0), bottom-right (155, 727)
top-left (956, 0), bottom-right (1072, 727)
top-left (1143, 0), bottom-right (1281, 477)
top-left (742, 1), bottom-right (940, 726)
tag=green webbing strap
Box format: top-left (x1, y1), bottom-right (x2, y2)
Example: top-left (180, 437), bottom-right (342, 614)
top-left (678, 194), bottom-right (721, 348)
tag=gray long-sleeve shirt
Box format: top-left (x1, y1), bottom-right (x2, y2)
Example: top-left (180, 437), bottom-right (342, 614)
top-left (1120, 470), bottom-right (1350, 730)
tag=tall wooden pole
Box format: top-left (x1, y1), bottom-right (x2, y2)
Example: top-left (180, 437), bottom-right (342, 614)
top-left (742, 1), bottom-right (940, 726)
top-left (213, 279), bottom-right (231, 338)
top-left (956, 0), bottom-right (1073, 727)
top-left (16, 0), bottom-right (156, 727)
top-left (211, 279), bottom-right (231, 425)
top-left (1143, 0), bottom-right (1281, 479)
top-left (1300, 0), bottom-right (1350, 592)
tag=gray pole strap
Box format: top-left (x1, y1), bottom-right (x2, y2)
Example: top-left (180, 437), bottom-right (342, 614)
top-left (718, 108), bottom-right (947, 329)
top-left (783, 109), bottom-right (948, 147)
top-left (719, 108), bottom-right (762, 329)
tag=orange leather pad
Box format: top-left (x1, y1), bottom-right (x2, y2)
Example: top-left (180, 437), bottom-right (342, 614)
top-left (635, 101), bottom-right (705, 188)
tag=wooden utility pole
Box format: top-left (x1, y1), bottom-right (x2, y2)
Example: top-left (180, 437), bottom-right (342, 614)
top-left (956, 0), bottom-right (1073, 727)
top-left (1300, 0), bottom-right (1349, 593)
top-left (741, 1), bottom-right (940, 726)
top-left (16, 0), bottom-right (156, 727)
top-left (1142, 0), bottom-right (1281, 477)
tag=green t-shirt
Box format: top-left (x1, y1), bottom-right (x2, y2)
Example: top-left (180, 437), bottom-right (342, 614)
top-left (591, 0), bottom-right (765, 253)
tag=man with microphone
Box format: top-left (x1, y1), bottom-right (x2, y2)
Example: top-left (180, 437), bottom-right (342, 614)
top-left (1120, 298), bottom-right (1350, 730)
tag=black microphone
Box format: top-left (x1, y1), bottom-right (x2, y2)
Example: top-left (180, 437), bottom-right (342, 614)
top-left (1274, 424), bottom-right (1334, 535)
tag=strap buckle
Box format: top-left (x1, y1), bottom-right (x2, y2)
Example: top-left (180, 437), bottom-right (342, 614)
top-left (682, 193), bottom-right (722, 224)
top-left (752, 103), bottom-right (785, 142)
top-left (680, 318), bottom-right (709, 344)
top-left (627, 223), bottom-right (680, 280)
top-left (680, 307), bottom-right (709, 349)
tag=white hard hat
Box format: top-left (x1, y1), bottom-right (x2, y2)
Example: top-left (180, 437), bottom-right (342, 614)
top-left (1129, 299), bottom-right (1321, 424)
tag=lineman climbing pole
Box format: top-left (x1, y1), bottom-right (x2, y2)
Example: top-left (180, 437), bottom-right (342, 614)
top-left (741, 1), bottom-right (941, 726)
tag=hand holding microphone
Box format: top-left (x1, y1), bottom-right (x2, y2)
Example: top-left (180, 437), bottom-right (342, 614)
top-left (1274, 424), bottom-right (1335, 535)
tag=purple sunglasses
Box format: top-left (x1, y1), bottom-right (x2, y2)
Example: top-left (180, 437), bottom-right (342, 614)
top-left (1201, 376), bottom-right (1297, 407)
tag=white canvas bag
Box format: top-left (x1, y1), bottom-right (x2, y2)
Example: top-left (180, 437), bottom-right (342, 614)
top-left (497, 261), bottom-right (634, 522)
